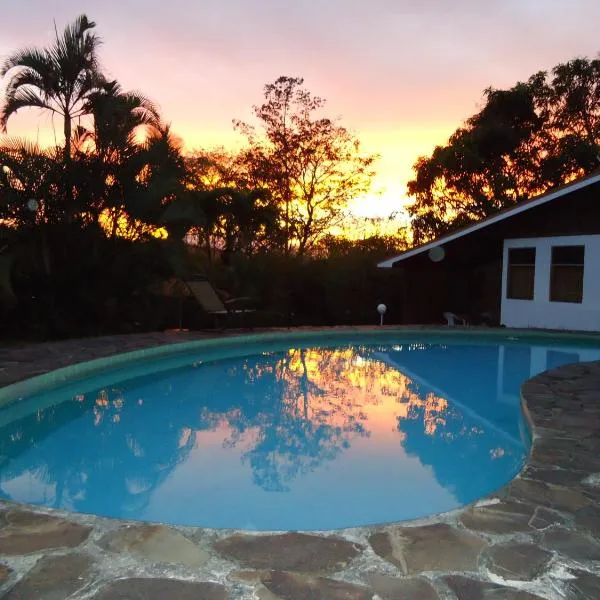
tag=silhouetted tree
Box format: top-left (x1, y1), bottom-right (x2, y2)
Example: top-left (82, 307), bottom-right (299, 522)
top-left (184, 148), bottom-right (248, 190)
top-left (164, 149), bottom-right (280, 265)
top-left (407, 57), bottom-right (600, 243)
top-left (0, 16), bottom-right (186, 336)
top-left (235, 76), bottom-right (377, 256)
top-left (1, 15), bottom-right (104, 162)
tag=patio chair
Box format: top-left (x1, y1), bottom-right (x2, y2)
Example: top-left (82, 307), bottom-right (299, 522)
top-left (184, 276), bottom-right (256, 329)
top-left (443, 311), bottom-right (469, 327)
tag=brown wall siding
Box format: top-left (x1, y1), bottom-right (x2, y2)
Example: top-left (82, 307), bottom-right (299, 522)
top-left (397, 182), bottom-right (600, 324)
top-left (493, 184), bottom-right (600, 239)
top-left (400, 261), bottom-right (502, 325)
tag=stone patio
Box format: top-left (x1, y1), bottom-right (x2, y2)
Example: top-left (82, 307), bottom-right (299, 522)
top-left (0, 330), bottom-right (599, 599)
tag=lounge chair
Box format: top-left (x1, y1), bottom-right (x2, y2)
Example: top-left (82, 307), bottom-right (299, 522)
top-left (184, 276), bottom-right (256, 329)
top-left (443, 311), bottom-right (469, 327)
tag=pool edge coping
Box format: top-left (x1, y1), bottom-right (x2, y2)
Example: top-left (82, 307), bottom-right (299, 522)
top-left (2, 325), bottom-right (600, 407)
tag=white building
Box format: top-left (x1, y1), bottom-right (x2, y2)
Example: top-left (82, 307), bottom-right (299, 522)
top-left (378, 172), bottom-right (600, 332)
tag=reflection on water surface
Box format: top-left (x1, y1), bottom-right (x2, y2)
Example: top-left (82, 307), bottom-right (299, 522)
top-left (0, 339), bottom-right (576, 530)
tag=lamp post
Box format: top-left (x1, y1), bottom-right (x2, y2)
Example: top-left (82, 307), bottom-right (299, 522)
top-left (377, 303), bottom-right (387, 326)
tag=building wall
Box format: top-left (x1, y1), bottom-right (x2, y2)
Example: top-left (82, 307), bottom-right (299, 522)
top-left (501, 235), bottom-right (600, 331)
top-left (398, 267), bottom-right (450, 324)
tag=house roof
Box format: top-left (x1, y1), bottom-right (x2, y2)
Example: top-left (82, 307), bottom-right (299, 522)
top-left (378, 170), bottom-right (600, 268)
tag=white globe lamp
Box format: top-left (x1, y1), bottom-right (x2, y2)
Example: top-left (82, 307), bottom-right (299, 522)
top-left (377, 303), bottom-right (387, 326)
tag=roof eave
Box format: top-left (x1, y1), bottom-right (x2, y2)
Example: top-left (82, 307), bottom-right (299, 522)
top-left (377, 173), bottom-right (600, 268)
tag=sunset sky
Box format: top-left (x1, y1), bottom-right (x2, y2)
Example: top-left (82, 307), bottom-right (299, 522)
top-left (1, 1), bottom-right (600, 221)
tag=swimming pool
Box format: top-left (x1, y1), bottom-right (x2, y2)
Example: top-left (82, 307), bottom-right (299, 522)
top-left (0, 330), bottom-right (598, 531)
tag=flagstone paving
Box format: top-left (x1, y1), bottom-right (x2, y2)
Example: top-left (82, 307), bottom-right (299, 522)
top-left (0, 330), bottom-right (598, 599)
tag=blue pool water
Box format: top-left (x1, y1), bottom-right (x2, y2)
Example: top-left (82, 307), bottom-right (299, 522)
top-left (0, 333), bottom-right (599, 530)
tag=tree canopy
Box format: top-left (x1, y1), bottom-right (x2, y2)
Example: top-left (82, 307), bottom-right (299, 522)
top-left (234, 76), bottom-right (378, 256)
top-left (407, 57), bottom-right (600, 244)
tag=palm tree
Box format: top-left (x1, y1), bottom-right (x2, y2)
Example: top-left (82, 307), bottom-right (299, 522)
top-left (0, 139), bottom-right (57, 223)
top-left (0, 14), bottom-right (104, 162)
top-left (73, 87), bottom-right (183, 239)
top-left (0, 138), bottom-right (72, 276)
top-left (72, 80), bottom-right (164, 232)
top-left (78, 80), bottom-right (162, 157)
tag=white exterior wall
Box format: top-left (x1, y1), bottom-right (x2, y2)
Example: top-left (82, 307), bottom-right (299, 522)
top-left (501, 235), bottom-right (600, 331)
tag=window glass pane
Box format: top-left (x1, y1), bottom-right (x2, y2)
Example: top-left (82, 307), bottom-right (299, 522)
top-left (550, 266), bottom-right (584, 302)
top-left (508, 248), bottom-right (535, 265)
top-left (507, 267), bottom-right (535, 299)
top-left (507, 247), bottom-right (535, 300)
top-left (552, 245), bottom-right (584, 265)
top-left (550, 245), bottom-right (584, 303)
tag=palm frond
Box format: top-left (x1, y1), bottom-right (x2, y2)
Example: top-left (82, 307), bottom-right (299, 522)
top-left (0, 90), bottom-right (55, 131)
top-left (1, 47), bottom-right (50, 77)
top-left (1, 14), bottom-right (103, 146)
top-left (50, 14), bottom-right (101, 82)
top-left (0, 136), bottom-right (45, 157)
top-left (120, 90), bottom-right (161, 127)
top-left (71, 125), bottom-right (94, 153)
top-left (3, 66), bottom-right (46, 98)
top-left (71, 69), bottom-right (106, 107)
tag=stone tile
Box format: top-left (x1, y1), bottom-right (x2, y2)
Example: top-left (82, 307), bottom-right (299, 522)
top-left (544, 363), bottom-right (590, 379)
top-left (460, 502), bottom-right (534, 534)
top-left (581, 488), bottom-right (600, 506)
top-left (533, 433), bottom-right (598, 453)
top-left (582, 486), bottom-right (600, 506)
top-left (3, 553), bottom-right (92, 600)
top-left (260, 571), bottom-right (372, 600)
top-left (230, 570), bottom-right (269, 583)
top-left (257, 586), bottom-right (280, 600)
top-left (369, 524), bottom-right (486, 575)
top-left (528, 506), bottom-right (568, 530)
top-left (522, 466), bottom-right (588, 487)
top-left (0, 511), bottom-right (91, 555)
top-left (0, 563), bottom-right (11, 584)
top-left (582, 472), bottom-right (600, 488)
top-left (365, 573), bottom-right (439, 600)
top-left (6, 511), bottom-right (66, 528)
top-left (214, 533), bottom-right (362, 573)
top-left (443, 575), bottom-right (546, 599)
top-left (540, 527), bottom-right (600, 561)
top-left (563, 569), bottom-right (600, 599)
top-left (530, 443), bottom-right (600, 473)
top-left (507, 479), bottom-right (590, 512)
top-left (485, 543), bottom-right (552, 581)
top-left (531, 425), bottom-right (582, 441)
top-left (97, 525), bottom-right (210, 567)
top-left (574, 505), bottom-right (600, 537)
top-left (541, 414), bottom-right (600, 436)
top-left (91, 578), bottom-right (227, 600)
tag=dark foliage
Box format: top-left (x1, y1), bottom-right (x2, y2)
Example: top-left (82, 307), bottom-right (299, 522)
top-left (407, 57), bottom-right (600, 243)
